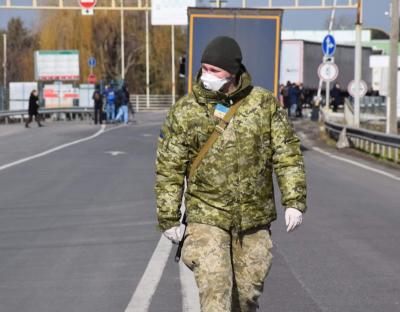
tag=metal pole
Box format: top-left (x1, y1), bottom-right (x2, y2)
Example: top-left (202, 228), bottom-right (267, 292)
top-left (171, 25), bottom-right (176, 106)
top-left (387, 0), bottom-right (399, 134)
top-left (324, 0), bottom-right (337, 114)
top-left (120, 0), bottom-right (125, 80)
top-left (317, 0), bottom-right (337, 112)
top-left (3, 34), bottom-right (6, 111)
top-left (353, 0), bottom-right (362, 128)
top-left (242, 0), bottom-right (247, 8)
top-left (326, 80), bottom-right (330, 110)
top-left (145, 0), bottom-right (150, 108)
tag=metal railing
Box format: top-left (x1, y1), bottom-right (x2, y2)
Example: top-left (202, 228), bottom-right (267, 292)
top-left (324, 120), bottom-right (400, 163)
top-left (348, 96), bottom-right (386, 117)
top-left (0, 107), bottom-right (94, 123)
top-left (0, 93), bottom-right (175, 124)
top-left (130, 94), bottom-right (175, 112)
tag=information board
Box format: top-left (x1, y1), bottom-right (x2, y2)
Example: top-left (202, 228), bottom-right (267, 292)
top-left (35, 50), bottom-right (80, 81)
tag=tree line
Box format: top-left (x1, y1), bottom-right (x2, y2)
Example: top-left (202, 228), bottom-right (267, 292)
top-left (0, 10), bottom-right (187, 95)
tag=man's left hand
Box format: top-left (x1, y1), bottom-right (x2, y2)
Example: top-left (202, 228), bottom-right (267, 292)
top-left (285, 208), bottom-right (303, 232)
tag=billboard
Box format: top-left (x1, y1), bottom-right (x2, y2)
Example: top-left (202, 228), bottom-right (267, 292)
top-left (9, 82), bottom-right (38, 111)
top-left (43, 83), bottom-right (79, 108)
top-left (35, 50), bottom-right (80, 81)
top-left (151, 0), bottom-right (195, 25)
top-left (79, 84), bottom-right (95, 108)
top-left (187, 8), bottom-right (282, 96)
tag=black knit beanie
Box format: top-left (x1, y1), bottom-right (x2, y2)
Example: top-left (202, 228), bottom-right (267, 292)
top-left (201, 36), bottom-right (242, 74)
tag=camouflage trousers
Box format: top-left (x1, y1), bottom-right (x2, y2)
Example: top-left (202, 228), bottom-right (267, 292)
top-left (181, 223), bottom-right (273, 312)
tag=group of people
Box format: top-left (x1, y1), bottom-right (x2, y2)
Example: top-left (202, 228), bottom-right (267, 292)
top-left (279, 81), bottom-right (306, 118)
top-left (280, 81), bottom-right (345, 116)
top-left (92, 83), bottom-right (131, 125)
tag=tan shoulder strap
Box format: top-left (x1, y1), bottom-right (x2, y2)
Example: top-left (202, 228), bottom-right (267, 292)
top-left (188, 100), bottom-right (243, 181)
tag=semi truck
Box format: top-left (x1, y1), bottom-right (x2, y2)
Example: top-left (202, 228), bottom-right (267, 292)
top-left (280, 40), bottom-right (373, 92)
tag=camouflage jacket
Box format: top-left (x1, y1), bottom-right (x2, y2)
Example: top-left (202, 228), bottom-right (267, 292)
top-left (155, 71), bottom-right (307, 232)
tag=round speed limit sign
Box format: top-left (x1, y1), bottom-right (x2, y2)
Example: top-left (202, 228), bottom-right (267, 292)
top-left (318, 62), bottom-right (339, 82)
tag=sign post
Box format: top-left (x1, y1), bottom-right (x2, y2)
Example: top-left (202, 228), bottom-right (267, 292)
top-left (321, 35), bottom-right (337, 110)
top-left (87, 57), bottom-right (96, 84)
top-left (88, 56), bottom-right (96, 74)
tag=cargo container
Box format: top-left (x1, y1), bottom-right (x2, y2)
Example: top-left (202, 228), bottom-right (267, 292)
top-left (280, 40), bottom-right (373, 92)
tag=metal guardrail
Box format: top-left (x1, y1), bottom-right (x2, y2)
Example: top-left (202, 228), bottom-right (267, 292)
top-left (347, 96), bottom-right (386, 118)
top-left (130, 94), bottom-right (175, 111)
top-left (0, 107), bottom-right (94, 123)
top-left (324, 120), bottom-right (400, 163)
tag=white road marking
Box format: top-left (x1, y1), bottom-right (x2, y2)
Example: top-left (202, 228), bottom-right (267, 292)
top-left (104, 151), bottom-right (126, 156)
top-left (0, 125), bottom-right (106, 172)
top-left (180, 261), bottom-right (201, 312)
top-left (312, 146), bottom-right (400, 182)
top-left (124, 235), bottom-right (173, 312)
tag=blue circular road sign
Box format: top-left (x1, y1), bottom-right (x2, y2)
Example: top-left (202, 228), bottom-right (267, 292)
top-left (88, 57), bottom-right (96, 67)
top-left (322, 35), bottom-right (336, 56)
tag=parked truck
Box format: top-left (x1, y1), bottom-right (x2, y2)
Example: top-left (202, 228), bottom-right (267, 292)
top-left (280, 40), bottom-right (373, 93)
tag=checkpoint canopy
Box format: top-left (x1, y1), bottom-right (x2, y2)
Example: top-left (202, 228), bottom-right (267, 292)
top-left (187, 8), bottom-right (282, 96)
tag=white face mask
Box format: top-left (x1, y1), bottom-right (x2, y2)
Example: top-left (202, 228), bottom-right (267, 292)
top-left (200, 72), bottom-right (231, 92)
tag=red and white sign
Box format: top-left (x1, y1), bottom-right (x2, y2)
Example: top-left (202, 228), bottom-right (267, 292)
top-left (87, 73), bottom-right (97, 84)
top-left (79, 0), bottom-right (97, 9)
top-left (79, 0), bottom-right (96, 15)
top-left (318, 62), bottom-right (339, 82)
top-left (348, 80), bottom-right (368, 98)
top-left (43, 84), bottom-right (79, 108)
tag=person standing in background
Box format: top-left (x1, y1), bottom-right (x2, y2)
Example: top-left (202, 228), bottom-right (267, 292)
top-left (92, 87), bottom-right (103, 125)
top-left (105, 85), bottom-right (116, 122)
top-left (288, 82), bottom-right (299, 117)
top-left (115, 85), bottom-right (130, 124)
top-left (25, 90), bottom-right (43, 128)
top-left (296, 83), bottom-right (305, 117)
top-left (330, 83), bottom-right (341, 113)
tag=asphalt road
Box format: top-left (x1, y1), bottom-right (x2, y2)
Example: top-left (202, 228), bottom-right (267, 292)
top-left (0, 113), bottom-right (399, 312)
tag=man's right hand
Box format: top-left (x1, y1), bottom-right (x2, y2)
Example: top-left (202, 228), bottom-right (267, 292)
top-left (163, 226), bottom-right (182, 244)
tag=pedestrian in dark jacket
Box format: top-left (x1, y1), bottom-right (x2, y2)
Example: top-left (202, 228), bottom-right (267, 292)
top-left (25, 90), bottom-right (43, 128)
top-left (283, 81), bottom-right (291, 113)
top-left (288, 83), bottom-right (299, 117)
top-left (115, 85), bottom-right (130, 124)
top-left (331, 83), bottom-right (341, 112)
top-left (92, 89), bottom-right (103, 125)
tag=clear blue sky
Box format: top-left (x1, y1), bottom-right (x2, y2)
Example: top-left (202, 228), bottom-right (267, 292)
top-left (0, 0), bottom-right (392, 34)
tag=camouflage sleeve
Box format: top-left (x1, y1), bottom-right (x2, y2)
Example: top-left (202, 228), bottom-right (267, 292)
top-left (155, 102), bottom-right (189, 231)
top-left (270, 96), bottom-right (307, 213)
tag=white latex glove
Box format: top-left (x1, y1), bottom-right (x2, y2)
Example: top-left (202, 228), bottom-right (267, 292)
top-left (285, 208), bottom-right (303, 233)
top-left (163, 226), bottom-right (182, 244)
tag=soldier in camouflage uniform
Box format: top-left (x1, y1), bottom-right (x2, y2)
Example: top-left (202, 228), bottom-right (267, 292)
top-left (155, 36), bottom-right (307, 312)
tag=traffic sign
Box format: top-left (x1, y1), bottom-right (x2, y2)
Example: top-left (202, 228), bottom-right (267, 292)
top-left (322, 34), bottom-right (336, 57)
top-left (348, 80), bottom-right (367, 98)
top-left (88, 57), bottom-right (96, 67)
top-left (318, 62), bottom-right (339, 82)
top-left (79, 0), bottom-right (97, 9)
top-left (88, 73), bottom-right (96, 84)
